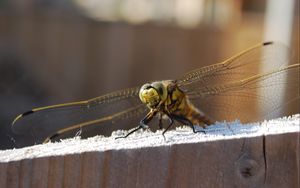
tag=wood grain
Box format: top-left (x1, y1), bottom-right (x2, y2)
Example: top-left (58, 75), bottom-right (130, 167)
top-left (0, 118), bottom-right (299, 188)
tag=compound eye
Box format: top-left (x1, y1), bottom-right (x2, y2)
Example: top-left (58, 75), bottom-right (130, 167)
top-left (151, 82), bottom-right (167, 101)
top-left (140, 83), bottom-right (151, 91)
top-left (139, 83), bottom-right (160, 107)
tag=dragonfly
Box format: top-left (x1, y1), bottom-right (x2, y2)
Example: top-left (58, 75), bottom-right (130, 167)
top-left (12, 42), bottom-right (300, 144)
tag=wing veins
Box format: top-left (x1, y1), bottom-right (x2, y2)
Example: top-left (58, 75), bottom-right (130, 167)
top-left (187, 64), bottom-right (299, 97)
top-left (44, 103), bottom-right (146, 142)
top-left (177, 42), bottom-right (269, 86)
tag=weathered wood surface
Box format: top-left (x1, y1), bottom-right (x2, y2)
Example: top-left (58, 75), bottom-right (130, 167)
top-left (0, 115), bottom-right (299, 188)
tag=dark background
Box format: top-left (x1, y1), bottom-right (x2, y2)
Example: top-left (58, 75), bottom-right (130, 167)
top-left (0, 0), bottom-right (299, 149)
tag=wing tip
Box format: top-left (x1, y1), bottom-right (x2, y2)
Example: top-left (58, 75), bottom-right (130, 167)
top-left (12, 110), bottom-right (34, 126)
top-left (263, 41), bottom-right (273, 46)
top-left (23, 110), bottom-right (34, 116)
top-left (43, 133), bottom-right (60, 143)
top-left (12, 114), bottom-right (22, 126)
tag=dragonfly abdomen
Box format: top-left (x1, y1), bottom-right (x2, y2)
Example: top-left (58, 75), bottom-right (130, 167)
top-left (166, 85), bottom-right (213, 127)
top-left (177, 98), bottom-right (213, 127)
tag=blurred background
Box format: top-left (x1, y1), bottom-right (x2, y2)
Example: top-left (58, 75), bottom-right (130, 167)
top-left (0, 0), bottom-right (299, 149)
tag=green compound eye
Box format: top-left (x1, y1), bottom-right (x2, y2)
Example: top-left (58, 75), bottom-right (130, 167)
top-left (139, 85), bottom-right (160, 107)
top-left (151, 82), bottom-right (168, 102)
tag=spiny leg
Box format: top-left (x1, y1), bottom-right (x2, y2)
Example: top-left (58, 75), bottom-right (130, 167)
top-left (115, 115), bottom-right (151, 139)
top-left (115, 110), bottom-right (156, 139)
top-left (115, 126), bottom-right (144, 139)
top-left (158, 113), bottom-right (163, 129)
top-left (162, 115), bottom-right (174, 139)
top-left (171, 114), bottom-right (206, 134)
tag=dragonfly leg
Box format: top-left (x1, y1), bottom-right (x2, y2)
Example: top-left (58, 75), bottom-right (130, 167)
top-left (115, 110), bottom-right (156, 139)
top-left (162, 115), bottom-right (174, 139)
top-left (171, 114), bottom-right (206, 134)
top-left (158, 113), bottom-right (163, 129)
top-left (115, 126), bottom-right (144, 139)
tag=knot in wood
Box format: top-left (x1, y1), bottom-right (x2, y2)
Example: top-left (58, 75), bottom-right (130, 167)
top-left (237, 156), bottom-right (260, 179)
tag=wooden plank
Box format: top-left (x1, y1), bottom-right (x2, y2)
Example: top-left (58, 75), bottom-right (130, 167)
top-left (0, 115), bottom-right (299, 188)
top-left (47, 156), bottom-right (64, 188)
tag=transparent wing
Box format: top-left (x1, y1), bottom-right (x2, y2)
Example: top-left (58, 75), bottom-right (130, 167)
top-left (12, 87), bottom-right (148, 143)
top-left (183, 62), bottom-right (299, 123)
top-left (177, 42), bottom-right (291, 92)
top-left (177, 41), bottom-right (299, 123)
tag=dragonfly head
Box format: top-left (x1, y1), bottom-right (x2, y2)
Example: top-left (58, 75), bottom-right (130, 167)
top-left (139, 82), bottom-right (168, 108)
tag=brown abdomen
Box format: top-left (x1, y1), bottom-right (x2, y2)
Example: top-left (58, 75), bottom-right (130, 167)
top-left (176, 97), bottom-right (214, 127)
